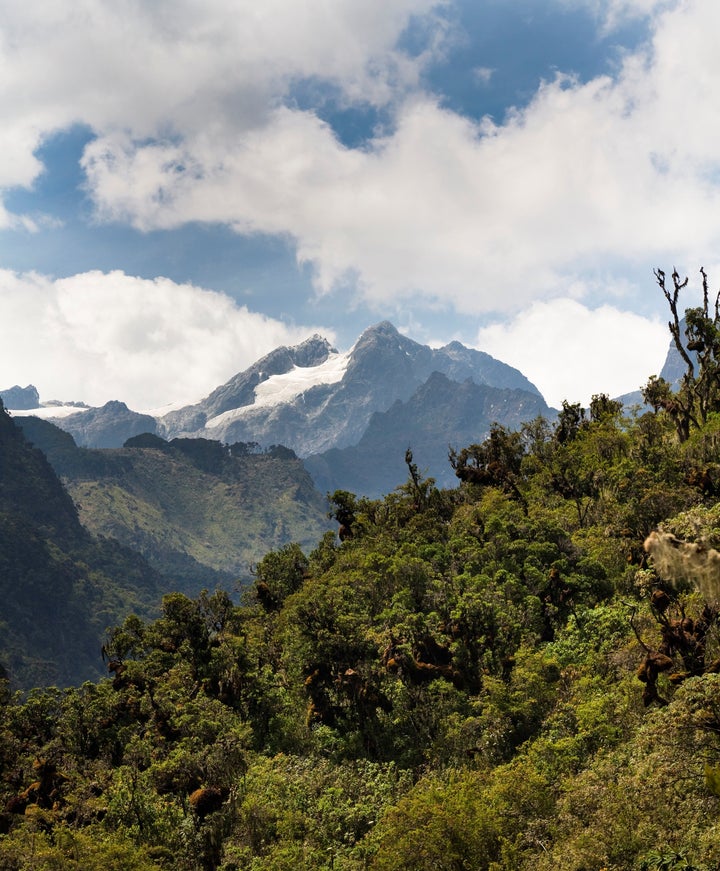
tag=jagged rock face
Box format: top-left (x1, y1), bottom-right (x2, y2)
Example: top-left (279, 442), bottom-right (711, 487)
top-left (304, 372), bottom-right (550, 497)
top-left (435, 340), bottom-right (540, 392)
top-left (659, 317), bottom-right (700, 388)
top-left (160, 322), bottom-right (542, 456)
top-left (0, 384), bottom-right (40, 409)
top-left (47, 401), bottom-right (158, 449)
top-left (617, 317), bottom-right (698, 407)
top-left (21, 323), bottom-right (545, 469)
top-left (159, 333), bottom-right (336, 435)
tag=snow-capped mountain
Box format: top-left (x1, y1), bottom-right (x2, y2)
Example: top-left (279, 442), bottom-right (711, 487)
top-left (5, 322), bottom-right (551, 494)
top-left (158, 321), bottom-right (544, 456)
top-left (159, 332), bottom-right (336, 437)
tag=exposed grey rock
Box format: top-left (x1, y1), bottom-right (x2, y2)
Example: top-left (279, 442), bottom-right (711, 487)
top-left (1, 384), bottom-right (40, 409)
top-left (659, 316), bottom-right (698, 388)
top-left (160, 321), bottom-right (542, 457)
top-left (24, 323), bottom-right (548, 480)
top-left (47, 400), bottom-right (158, 448)
top-left (616, 316), bottom-right (698, 408)
top-left (42, 399), bottom-right (89, 408)
top-left (434, 340), bottom-right (540, 392)
top-left (304, 371), bottom-right (550, 497)
top-left (159, 333), bottom-right (336, 436)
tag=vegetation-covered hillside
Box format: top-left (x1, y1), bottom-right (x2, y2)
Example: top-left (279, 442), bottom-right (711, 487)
top-left (3, 270), bottom-right (720, 869)
top-left (0, 400), bottom-right (164, 689)
top-left (15, 420), bottom-right (332, 593)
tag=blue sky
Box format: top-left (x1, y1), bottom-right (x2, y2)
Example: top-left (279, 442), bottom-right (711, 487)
top-left (0, 0), bottom-right (716, 410)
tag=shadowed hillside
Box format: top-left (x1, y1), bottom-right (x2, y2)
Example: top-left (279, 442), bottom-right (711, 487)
top-left (0, 401), bottom-right (163, 689)
top-left (15, 418), bottom-right (332, 592)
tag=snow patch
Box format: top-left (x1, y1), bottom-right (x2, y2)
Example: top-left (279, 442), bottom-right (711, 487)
top-left (142, 397), bottom-right (203, 416)
top-left (206, 351), bottom-right (350, 428)
top-left (9, 405), bottom-right (91, 419)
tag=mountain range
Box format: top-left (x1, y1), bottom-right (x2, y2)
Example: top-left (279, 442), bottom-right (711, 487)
top-left (4, 322), bottom-right (550, 496)
top-left (0, 321), bottom-right (682, 688)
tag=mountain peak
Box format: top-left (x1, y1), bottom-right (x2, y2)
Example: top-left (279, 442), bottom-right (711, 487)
top-left (33, 322), bottom-right (545, 465)
top-left (360, 321), bottom-right (400, 338)
top-left (353, 321), bottom-right (408, 347)
top-left (0, 384), bottom-right (40, 410)
top-left (351, 321), bottom-right (420, 358)
top-left (291, 333), bottom-right (337, 367)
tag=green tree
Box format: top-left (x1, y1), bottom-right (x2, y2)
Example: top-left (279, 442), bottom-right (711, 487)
top-left (643, 268), bottom-right (720, 441)
top-left (449, 424), bottom-right (526, 507)
top-left (252, 543), bottom-right (309, 610)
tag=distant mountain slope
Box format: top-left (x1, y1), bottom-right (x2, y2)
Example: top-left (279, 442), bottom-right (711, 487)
top-left (44, 400), bottom-right (159, 448)
top-left (16, 418), bottom-right (331, 591)
top-left (161, 322), bottom-right (542, 456)
top-left (0, 401), bottom-right (163, 690)
top-left (304, 372), bottom-right (550, 497)
top-left (0, 384), bottom-right (39, 409)
top-left (658, 316), bottom-right (701, 387)
top-left (617, 316), bottom-right (698, 407)
top-left (161, 332), bottom-right (336, 436)
top-left (12, 321), bottom-right (548, 499)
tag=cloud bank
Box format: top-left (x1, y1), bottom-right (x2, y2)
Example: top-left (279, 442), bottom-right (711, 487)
top-left (477, 299), bottom-right (668, 408)
top-left (62, 1), bottom-right (720, 313)
top-left (0, 270), bottom-right (327, 410)
top-left (1, 0), bottom-right (719, 316)
top-left (0, 0), bottom-right (715, 408)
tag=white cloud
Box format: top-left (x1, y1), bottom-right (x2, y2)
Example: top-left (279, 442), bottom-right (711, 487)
top-left (0, 269), bottom-right (331, 410)
top-left (71, 0), bottom-right (720, 318)
top-left (3, 0), bottom-right (720, 326)
top-left (0, 1), bottom-right (443, 190)
top-left (476, 299), bottom-right (668, 407)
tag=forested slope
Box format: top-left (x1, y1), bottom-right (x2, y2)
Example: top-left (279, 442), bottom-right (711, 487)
top-left (2, 271), bottom-right (720, 869)
top-left (0, 400), bottom-right (163, 689)
top-left (14, 420), bottom-right (332, 593)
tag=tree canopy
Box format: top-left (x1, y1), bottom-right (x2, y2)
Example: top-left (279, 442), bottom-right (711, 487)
top-left (3, 271), bottom-right (720, 868)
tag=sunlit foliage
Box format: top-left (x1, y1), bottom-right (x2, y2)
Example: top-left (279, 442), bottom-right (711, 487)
top-left (5, 272), bottom-right (720, 867)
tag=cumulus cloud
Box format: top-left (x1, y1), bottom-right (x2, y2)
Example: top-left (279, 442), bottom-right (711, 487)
top-left (476, 299), bottom-right (668, 407)
top-left (3, 0), bottom-right (720, 322)
top-left (0, 270), bottom-right (330, 410)
top-left (0, 1), bottom-right (441, 190)
top-left (74, 0), bottom-right (720, 316)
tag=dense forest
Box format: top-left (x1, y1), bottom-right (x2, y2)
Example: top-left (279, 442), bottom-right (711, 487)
top-left (3, 270), bottom-right (720, 869)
